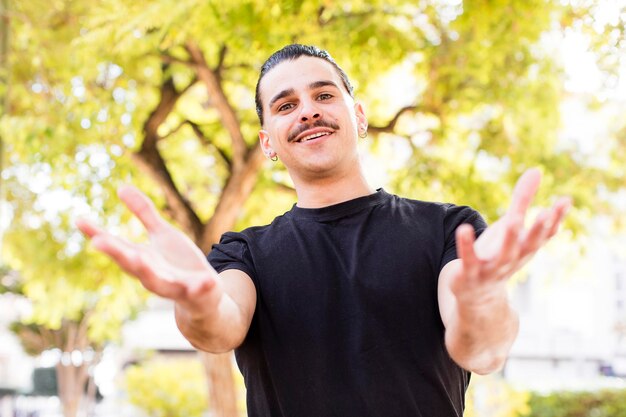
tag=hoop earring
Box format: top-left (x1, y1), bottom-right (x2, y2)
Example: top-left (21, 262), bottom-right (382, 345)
top-left (270, 154), bottom-right (278, 162)
top-left (359, 130), bottom-right (368, 139)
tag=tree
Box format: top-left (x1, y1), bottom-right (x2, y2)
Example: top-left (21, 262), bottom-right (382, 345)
top-left (366, 0), bottom-right (625, 227)
top-left (2, 0), bottom-right (624, 416)
top-left (2, 1), bottom-right (418, 415)
top-left (0, 226), bottom-right (147, 417)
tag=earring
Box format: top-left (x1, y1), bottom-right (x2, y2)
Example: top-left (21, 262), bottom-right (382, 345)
top-left (359, 129), bottom-right (368, 139)
top-left (266, 151), bottom-right (278, 161)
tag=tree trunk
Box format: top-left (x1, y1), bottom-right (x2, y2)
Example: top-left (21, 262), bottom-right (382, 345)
top-left (136, 145), bottom-right (264, 417)
top-left (53, 318), bottom-right (95, 417)
top-left (195, 148), bottom-right (265, 417)
top-left (138, 43), bottom-right (267, 417)
top-left (200, 352), bottom-right (240, 417)
top-left (56, 361), bottom-right (88, 417)
top-left (200, 146), bottom-right (265, 251)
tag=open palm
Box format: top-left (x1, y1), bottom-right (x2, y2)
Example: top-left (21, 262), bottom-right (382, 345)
top-left (76, 186), bottom-right (219, 305)
top-left (451, 169), bottom-right (571, 298)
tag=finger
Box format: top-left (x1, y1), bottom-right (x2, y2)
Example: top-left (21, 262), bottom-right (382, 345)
top-left (92, 235), bottom-right (189, 299)
top-left (494, 216), bottom-right (522, 268)
top-left (545, 196), bottom-right (572, 238)
top-left (91, 233), bottom-right (143, 276)
top-left (133, 251), bottom-right (189, 299)
top-left (521, 208), bottom-right (550, 244)
top-left (75, 218), bottom-right (105, 239)
top-left (118, 185), bottom-right (165, 233)
top-left (508, 168), bottom-right (542, 220)
top-left (519, 197), bottom-right (571, 258)
top-left (456, 224), bottom-right (480, 279)
top-left (519, 208), bottom-right (551, 258)
top-left (136, 253), bottom-right (217, 300)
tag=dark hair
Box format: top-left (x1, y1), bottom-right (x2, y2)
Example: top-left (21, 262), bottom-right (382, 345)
top-left (255, 44), bottom-right (354, 126)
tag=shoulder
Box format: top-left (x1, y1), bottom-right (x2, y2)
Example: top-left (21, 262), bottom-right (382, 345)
top-left (383, 191), bottom-right (463, 219)
top-left (441, 203), bottom-right (487, 230)
top-left (207, 214), bottom-right (291, 278)
top-left (215, 211), bottom-right (293, 247)
top-left (382, 191), bottom-right (487, 233)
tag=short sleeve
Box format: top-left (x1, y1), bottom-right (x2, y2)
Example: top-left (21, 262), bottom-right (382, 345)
top-left (207, 231), bottom-right (257, 282)
top-left (440, 205), bottom-right (488, 271)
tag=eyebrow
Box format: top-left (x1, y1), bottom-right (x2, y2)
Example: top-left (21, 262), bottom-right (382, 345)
top-left (268, 80), bottom-right (340, 109)
top-left (309, 80), bottom-right (339, 90)
top-left (268, 88), bottom-right (295, 109)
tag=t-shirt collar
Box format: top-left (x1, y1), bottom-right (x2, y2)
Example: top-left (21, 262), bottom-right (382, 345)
top-left (287, 188), bottom-right (390, 222)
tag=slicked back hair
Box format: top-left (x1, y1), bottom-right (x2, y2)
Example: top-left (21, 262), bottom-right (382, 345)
top-left (255, 44), bottom-right (355, 126)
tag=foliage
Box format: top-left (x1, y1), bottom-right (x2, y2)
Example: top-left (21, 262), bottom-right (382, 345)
top-left (377, 0), bottom-right (625, 229)
top-left (4, 0), bottom-right (623, 234)
top-left (124, 358), bottom-right (209, 417)
top-left (465, 379), bottom-right (626, 417)
top-left (520, 389), bottom-right (626, 417)
top-left (1, 181), bottom-right (148, 347)
top-left (2, 0), bottom-right (625, 415)
top-left (465, 374), bottom-right (530, 417)
top-left (465, 380), bottom-right (626, 417)
top-left (0, 178), bottom-right (147, 417)
top-left (3, 0), bottom-right (623, 329)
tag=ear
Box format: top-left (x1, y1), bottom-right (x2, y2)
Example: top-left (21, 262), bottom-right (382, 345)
top-left (354, 102), bottom-right (368, 133)
top-left (259, 130), bottom-right (274, 157)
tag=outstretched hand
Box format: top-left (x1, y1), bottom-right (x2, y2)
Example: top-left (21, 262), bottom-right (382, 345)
top-left (451, 169), bottom-right (571, 302)
top-left (76, 186), bottom-right (220, 311)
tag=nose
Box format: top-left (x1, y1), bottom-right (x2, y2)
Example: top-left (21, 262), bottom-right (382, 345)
top-left (299, 99), bottom-right (322, 123)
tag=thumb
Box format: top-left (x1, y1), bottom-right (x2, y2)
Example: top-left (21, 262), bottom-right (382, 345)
top-left (75, 218), bottom-right (104, 238)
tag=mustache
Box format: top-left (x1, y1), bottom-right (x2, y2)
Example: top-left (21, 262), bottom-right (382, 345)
top-left (287, 119), bottom-right (340, 142)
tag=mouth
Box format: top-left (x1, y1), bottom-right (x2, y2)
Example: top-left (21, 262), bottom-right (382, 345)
top-left (294, 130), bottom-right (333, 143)
top-left (288, 120), bottom-right (341, 143)
top-left (287, 125), bottom-right (339, 143)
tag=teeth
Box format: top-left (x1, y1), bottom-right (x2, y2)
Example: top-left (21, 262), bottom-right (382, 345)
top-left (298, 132), bottom-right (331, 142)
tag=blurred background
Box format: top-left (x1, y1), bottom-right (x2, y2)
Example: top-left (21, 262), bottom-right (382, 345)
top-left (0, 0), bottom-right (625, 416)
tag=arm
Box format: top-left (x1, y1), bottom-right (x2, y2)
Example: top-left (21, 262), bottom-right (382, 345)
top-left (438, 169), bottom-right (571, 374)
top-left (76, 185), bottom-right (256, 353)
top-left (174, 268), bottom-right (256, 353)
top-left (438, 259), bottom-right (519, 374)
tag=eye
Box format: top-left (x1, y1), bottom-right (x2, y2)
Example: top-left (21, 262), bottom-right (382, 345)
top-left (317, 93), bottom-right (333, 100)
top-left (278, 102), bottom-right (295, 112)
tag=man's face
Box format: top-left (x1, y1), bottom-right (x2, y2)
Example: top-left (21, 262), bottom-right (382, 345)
top-left (258, 56), bottom-right (367, 181)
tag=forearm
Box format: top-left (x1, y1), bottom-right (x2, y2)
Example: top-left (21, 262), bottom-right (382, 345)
top-left (444, 289), bottom-right (519, 374)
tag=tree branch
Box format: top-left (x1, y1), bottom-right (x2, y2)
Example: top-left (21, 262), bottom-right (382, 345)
top-left (272, 180), bottom-right (296, 195)
top-left (187, 120), bottom-right (233, 169)
top-left (160, 53), bottom-right (193, 67)
top-left (76, 311), bottom-right (92, 352)
top-left (143, 75), bottom-right (178, 140)
top-left (185, 41), bottom-right (248, 167)
top-left (65, 320), bottom-right (77, 353)
top-left (317, 6), bottom-right (378, 26)
top-left (200, 142), bottom-right (265, 251)
top-left (368, 105), bottom-right (419, 134)
top-left (136, 75), bottom-right (204, 241)
top-left (161, 120), bottom-right (188, 140)
top-left (222, 63), bottom-right (253, 71)
top-left (216, 44), bottom-right (227, 78)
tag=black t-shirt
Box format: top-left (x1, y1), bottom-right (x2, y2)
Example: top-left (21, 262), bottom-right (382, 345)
top-left (208, 189), bottom-right (487, 417)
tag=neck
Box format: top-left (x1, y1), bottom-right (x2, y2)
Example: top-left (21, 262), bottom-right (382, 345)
top-left (292, 167), bottom-right (376, 209)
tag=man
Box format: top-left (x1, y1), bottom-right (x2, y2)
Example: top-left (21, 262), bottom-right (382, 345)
top-left (77, 44), bottom-right (570, 416)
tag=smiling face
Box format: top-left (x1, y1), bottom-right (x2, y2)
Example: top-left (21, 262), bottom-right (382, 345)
top-left (258, 56), bottom-right (368, 183)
